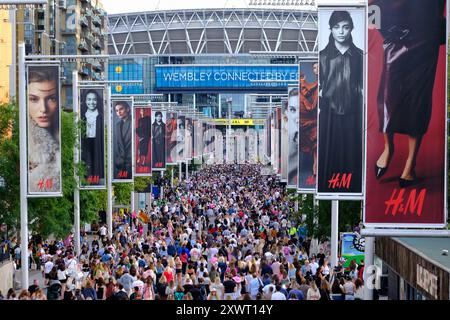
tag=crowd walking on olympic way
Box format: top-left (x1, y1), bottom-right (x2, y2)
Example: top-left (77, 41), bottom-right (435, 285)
top-left (1, 164), bottom-right (368, 301)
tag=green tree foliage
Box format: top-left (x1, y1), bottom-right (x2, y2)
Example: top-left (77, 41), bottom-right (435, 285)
top-left (113, 183), bottom-right (133, 205)
top-left (0, 102), bottom-right (20, 229)
top-left (296, 194), bottom-right (361, 241)
top-left (0, 102), bottom-right (107, 238)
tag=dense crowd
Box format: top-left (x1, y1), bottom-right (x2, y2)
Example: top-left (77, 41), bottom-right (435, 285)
top-left (1, 164), bottom-right (366, 301)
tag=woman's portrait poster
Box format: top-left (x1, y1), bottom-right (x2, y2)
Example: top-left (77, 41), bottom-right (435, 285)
top-left (316, 7), bottom-right (366, 198)
top-left (79, 87), bottom-right (105, 189)
top-left (134, 106), bottom-right (152, 176)
top-left (287, 85), bottom-right (299, 188)
top-left (112, 99), bottom-right (134, 182)
top-left (151, 110), bottom-right (166, 170)
top-left (166, 112), bottom-right (177, 165)
top-left (365, 0), bottom-right (447, 227)
top-left (27, 64), bottom-right (62, 196)
top-left (298, 61), bottom-right (318, 193)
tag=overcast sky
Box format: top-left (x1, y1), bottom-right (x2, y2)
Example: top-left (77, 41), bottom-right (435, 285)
top-left (101, 0), bottom-right (252, 15)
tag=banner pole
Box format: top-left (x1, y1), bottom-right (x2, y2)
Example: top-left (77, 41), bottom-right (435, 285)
top-left (73, 70), bottom-right (81, 257)
top-left (19, 42), bottom-right (29, 290)
top-left (131, 190), bottom-right (135, 231)
top-left (363, 236), bottom-right (375, 300)
top-left (331, 200), bottom-right (339, 269)
top-left (106, 87), bottom-right (113, 239)
top-left (310, 195), bottom-right (319, 256)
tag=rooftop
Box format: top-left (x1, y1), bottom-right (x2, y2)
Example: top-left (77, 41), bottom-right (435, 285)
top-left (394, 237), bottom-right (450, 273)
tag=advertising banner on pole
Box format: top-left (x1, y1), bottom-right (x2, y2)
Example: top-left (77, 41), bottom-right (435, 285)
top-left (27, 64), bottom-right (62, 197)
top-left (134, 106), bottom-right (152, 176)
top-left (151, 110), bottom-right (166, 171)
top-left (281, 99), bottom-right (289, 182)
top-left (316, 6), bottom-right (366, 199)
top-left (79, 86), bottom-right (106, 189)
top-left (364, 0), bottom-right (448, 227)
top-left (186, 117), bottom-right (193, 161)
top-left (166, 111), bottom-right (177, 165)
top-left (177, 115), bottom-right (186, 163)
top-left (298, 61), bottom-right (318, 193)
top-left (112, 98), bottom-right (134, 182)
top-left (277, 107), bottom-right (282, 175)
top-left (287, 85), bottom-right (299, 188)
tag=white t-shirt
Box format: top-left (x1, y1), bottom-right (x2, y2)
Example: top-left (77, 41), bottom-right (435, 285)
top-left (310, 262), bottom-right (319, 275)
top-left (271, 291), bottom-right (287, 300)
top-left (44, 261), bottom-right (54, 274)
top-left (100, 226), bottom-right (107, 236)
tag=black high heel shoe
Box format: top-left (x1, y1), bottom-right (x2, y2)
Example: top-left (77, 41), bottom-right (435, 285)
top-left (399, 171), bottom-right (418, 188)
top-left (375, 164), bottom-right (388, 179)
top-left (375, 153), bottom-right (393, 179)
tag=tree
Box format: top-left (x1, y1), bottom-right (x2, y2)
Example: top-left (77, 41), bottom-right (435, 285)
top-left (0, 102), bottom-right (108, 239)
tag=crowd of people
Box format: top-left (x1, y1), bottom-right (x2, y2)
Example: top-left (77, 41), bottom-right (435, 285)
top-left (1, 164), bottom-right (367, 301)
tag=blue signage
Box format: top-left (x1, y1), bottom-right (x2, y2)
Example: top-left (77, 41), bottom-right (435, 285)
top-left (155, 65), bottom-right (299, 92)
top-left (108, 63), bottom-right (144, 95)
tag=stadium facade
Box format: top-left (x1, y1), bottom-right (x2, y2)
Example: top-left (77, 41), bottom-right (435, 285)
top-left (107, 7), bottom-right (318, 120)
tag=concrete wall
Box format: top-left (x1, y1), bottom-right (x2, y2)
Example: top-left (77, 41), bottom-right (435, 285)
top-left (0, 260), bottom-right (15, 297)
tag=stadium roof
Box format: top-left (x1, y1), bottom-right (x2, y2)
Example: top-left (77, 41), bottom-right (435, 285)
top-left (108, 7), bottom-right (318, 56)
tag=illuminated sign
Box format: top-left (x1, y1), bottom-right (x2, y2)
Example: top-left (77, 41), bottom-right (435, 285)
top-left (155, 65), bottom-right (299, 91)
top-left (212, 119), bottom-right (265, 126)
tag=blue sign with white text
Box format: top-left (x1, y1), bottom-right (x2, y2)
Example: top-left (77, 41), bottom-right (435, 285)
top-left (155, 65), bottom-right (299, 92)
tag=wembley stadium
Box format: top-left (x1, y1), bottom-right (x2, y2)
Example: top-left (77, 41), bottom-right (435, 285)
top-left (107, 3), bottom-right (318, 121)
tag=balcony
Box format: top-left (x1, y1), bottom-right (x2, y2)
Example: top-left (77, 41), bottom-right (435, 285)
top-left (91, 61), bottom-right (102, 72)
top-left (92, 15), bottom-right (101, 27)
top-left (80, 16), bottom-right (88, 28)
top-left (92, 38), bottom-right (101, 49)
top-left (92, 26), bottom-right (101, 36)
top-left (78, 38), bottom-right (88, 52)
top-left (84, 33), bottom-right (94, 43)
top-left (92, 71), bottom-right (102, 81)
top-left (79, 65), bottom-right (91, 77)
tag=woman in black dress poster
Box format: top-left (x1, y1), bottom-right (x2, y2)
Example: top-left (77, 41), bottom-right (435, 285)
top-left (80, 88), bottom-right (105, 187)
top-left (371, 0), bottom-right (446, 188)
top-left (318, 10), bottom-right (364, 194)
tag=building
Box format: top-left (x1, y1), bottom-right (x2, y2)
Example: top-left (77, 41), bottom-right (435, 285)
top-left (107, 5), bottom-right (318, 121)
top-left (0, 10), bottom-right (13, 104)
top-left (3, 0), bottom-right (108, 109)
top-left (376, 237), bottom-right (450, 300)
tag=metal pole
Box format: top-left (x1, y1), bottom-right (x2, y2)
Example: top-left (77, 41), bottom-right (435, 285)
top-left (131, 191), bottom-right (135, 230)
top-left (171, 166), bottom-right (174, 187)
top-left (228, 100), bottom-right (231, 163)
top-left (106, 87), bottom-right (113, 239)
top-left (363, 237), bottom-right (375, 300)
top-left (19, 42), bottom-right (29, 290)
top-left (160, 171), bottom-right (164, 199)
top-left (179, 162), bottom-right (182, 181)
top-left (73, 70), bottom-right (81, 257)
top-left (310, 195), bottom-right (319, 256)
top-left (186, 161), bottom-right (188, 180)
top-left (331, 200), bottom-right (339, 269)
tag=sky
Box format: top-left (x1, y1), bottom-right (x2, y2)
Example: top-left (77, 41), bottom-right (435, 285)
top-left (101, 0), bottom-right (252, 14)
top-left (101, 0), bottom-right (318, 15)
